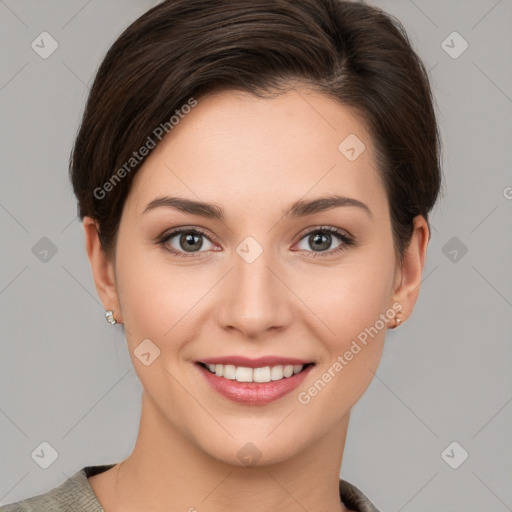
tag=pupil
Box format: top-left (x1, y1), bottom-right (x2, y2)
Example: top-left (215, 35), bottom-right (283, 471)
top-left (311, 232), bottom-right (330, 251)
top-left (181, 232), bottom-right (202, 252)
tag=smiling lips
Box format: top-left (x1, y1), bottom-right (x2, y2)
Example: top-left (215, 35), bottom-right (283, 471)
top-left (195, 356), bottom-right (315, 404)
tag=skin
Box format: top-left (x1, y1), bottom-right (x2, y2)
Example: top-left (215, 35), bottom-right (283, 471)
top-left (84, 87), bottom-right (428, 512)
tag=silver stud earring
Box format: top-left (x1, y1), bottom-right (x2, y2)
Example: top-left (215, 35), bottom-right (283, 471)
top-left (395, 317), bottom-right (402, 327)
top-left (105, 310), bottom-right (117, 325)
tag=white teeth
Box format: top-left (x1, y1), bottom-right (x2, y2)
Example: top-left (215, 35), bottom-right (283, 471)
top-left (271, 365), bottom-right (284, 380)
top-left (235, 366), bottom-right (253, 382)
top-left (202, 363), bottom-right (306, 382)
top-left (253, 366), bottom-right (271, 383)
top-left (223, 364), bottom-right (236, 380)
top-left (283, 365), bottom-right (293, 377)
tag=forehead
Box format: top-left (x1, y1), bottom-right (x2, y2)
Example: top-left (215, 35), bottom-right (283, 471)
top-left (126, 88), bottom-right (386, 218)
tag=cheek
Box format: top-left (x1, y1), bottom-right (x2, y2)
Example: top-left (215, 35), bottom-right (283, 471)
top-left (295, 273), bottom-right (392, 414)
top-left (299, 247), bottom-right (395, 397)
top-left (114, 241), bottom-right (225, 370)
top-left (302, 249), bottom-right (396, 344)
top-left (114, 240), bottom-right (191, 348)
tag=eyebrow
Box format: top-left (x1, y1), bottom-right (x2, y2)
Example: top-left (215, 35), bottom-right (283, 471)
top-left (142, 194), bottom-right (372, 220)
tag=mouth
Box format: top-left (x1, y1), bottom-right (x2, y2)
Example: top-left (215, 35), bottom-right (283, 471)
top-left (196, 361), bottom-right (315, 382)
top-left (194, 360), bottom-right (315, 405)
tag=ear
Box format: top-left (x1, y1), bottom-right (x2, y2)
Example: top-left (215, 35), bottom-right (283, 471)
top-left (390, 215), bottom-right (429, 326)
top-left (83, 216), bottom-right (123, 324)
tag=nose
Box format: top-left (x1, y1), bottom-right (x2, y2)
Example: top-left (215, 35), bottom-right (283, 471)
top-left (216, 247), bottom-right (293, 339)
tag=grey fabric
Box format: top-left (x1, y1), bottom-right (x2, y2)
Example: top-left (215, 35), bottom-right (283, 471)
top-left (0, 465), bottom-right (114, 512)
top-left (1, 464), bottom-right (380, 511)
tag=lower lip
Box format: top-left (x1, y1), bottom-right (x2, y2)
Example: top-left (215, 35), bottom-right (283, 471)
top-left (196, 363), bottom-right (314, 405)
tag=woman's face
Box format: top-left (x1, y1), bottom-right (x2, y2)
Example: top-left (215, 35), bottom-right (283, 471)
top-left (102, 88), bottom-right (415, 466)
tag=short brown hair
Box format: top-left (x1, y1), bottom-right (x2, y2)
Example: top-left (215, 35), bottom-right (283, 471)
top-left (70, 0), bottom-right (441, 260)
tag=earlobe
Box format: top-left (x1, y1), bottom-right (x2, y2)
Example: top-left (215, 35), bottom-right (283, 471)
top-left (390, 215), bottom-right (430, 327)
top-left (83, 216), bottom-right (123, 323)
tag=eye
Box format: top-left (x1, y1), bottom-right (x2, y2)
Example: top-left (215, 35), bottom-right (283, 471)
top-left (157, 225), bottom-right (354, 259)
top-left (294, 226), bottom-right (353, 257)
top-left (158, 227), bottom-right (218, 258)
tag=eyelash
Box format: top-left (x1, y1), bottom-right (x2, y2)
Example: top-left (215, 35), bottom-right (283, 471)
top-left (157, 225), bottom-right (354, 259)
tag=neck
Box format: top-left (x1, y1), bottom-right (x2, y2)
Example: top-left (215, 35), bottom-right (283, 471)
top-left (109, 392), bottom-right (352, 512)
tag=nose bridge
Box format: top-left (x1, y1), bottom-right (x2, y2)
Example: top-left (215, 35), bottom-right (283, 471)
top-left (216, 238), bottom-right (292, 337)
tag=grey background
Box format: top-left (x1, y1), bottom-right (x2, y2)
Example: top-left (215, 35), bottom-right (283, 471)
top-left (1, 0), bottom-right (511, 510)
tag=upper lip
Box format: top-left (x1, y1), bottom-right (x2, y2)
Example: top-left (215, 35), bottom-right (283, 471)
top-left (197, 356), bottom-right (314, 368)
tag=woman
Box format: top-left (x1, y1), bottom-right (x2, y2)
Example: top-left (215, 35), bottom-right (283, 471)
top-left (2, 0), bottom-right (440, 510)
